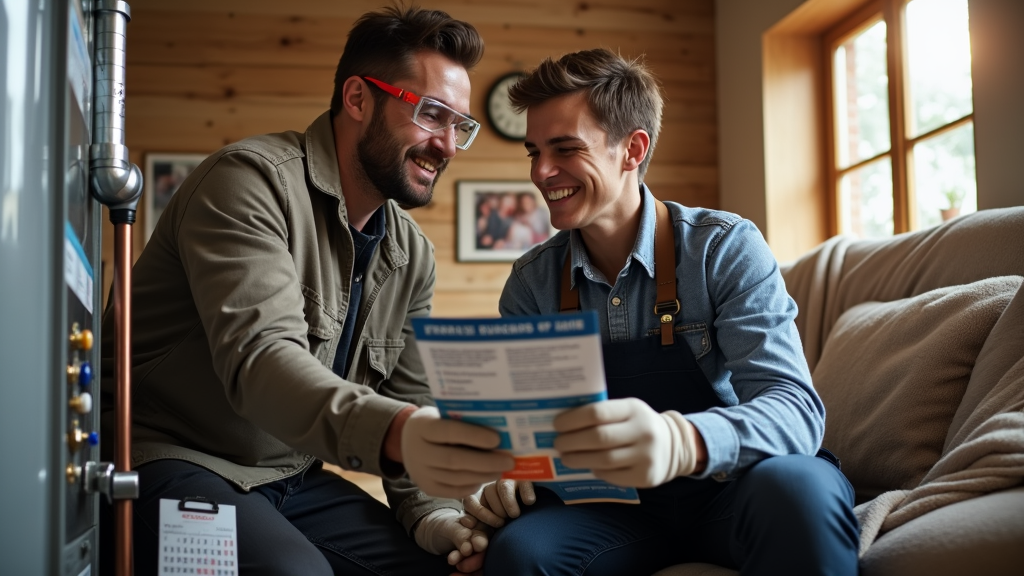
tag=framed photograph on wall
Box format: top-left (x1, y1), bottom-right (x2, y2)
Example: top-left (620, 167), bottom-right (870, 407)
top-left (456, 180), bottom-right (556, 262)
top-left (143, 153), bottom-right (206, 240)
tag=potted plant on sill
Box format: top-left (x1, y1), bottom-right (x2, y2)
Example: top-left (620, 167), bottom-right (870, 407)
top-left (941, 187), bottom-right (965, 222)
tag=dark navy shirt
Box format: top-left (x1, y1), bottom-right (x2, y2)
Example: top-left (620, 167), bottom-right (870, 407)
top-left (332, 207), bottom-right (386, 378)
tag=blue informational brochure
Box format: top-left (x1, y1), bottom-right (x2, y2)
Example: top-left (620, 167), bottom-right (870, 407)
top-left (412, 311), bottom-right (640, 504)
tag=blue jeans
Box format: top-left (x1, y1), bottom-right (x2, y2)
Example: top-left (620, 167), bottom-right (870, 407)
top-left (484, 454), bottom-right (859, 576)
top-left (114, 459), bottom-right (451, 576)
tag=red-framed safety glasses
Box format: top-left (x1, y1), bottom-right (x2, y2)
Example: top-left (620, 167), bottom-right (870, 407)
top-left (363, 76), bottom-right (480, 150)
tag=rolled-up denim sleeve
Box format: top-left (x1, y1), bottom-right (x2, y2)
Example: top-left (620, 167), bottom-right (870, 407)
top-left (685, 219), bottom-right (824, 480)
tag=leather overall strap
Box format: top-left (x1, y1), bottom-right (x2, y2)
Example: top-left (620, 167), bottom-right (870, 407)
top-left (560, 198), bottom-right (679, 345)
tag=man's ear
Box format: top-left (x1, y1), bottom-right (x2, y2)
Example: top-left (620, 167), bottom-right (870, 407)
top-left (622, 129), bottom-right (650, 173)
top-left (341, 76), bottom-right (372, 123)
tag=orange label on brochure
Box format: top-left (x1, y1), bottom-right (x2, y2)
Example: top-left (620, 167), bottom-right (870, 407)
top-left (502, 456), bottom-right (555, 480)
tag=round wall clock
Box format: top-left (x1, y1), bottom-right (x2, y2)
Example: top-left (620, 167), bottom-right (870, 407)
top-left (486, 72), bottom-right (527, 141)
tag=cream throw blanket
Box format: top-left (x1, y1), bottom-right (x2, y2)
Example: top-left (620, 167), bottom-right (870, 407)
top-left (780, 208), bottom-right (1024, 556)
top-left (853, 410), bottom-right (1024, 556)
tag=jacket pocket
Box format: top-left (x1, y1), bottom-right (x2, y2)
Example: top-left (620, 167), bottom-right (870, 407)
top-left (365, 338), bottom-right (406, 379)
top-left (302, 295), bottom-right (340, 365)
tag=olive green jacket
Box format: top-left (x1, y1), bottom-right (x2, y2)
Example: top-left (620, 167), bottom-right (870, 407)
top-left (100, 111), bottom-right (458, 533)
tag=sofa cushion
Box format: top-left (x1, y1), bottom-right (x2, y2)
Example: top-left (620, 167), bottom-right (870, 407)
top-left (781, 208), bottom-right (1024, 373)
top-left (860, 486), bottom-right (1024, 576)
top-left (812, 276), bottom-right (1021, 502)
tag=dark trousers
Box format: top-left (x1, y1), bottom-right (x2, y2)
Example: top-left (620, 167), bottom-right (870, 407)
top-left (484, 453), bottom-right (860, 576)
top-left (102, 459), bottom-right (452, 576)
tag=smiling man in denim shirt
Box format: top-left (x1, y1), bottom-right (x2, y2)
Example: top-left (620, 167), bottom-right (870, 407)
top-left (461, 49), bottom-right (860, 576)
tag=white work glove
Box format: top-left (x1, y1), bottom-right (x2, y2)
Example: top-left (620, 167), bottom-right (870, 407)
top-left (413, 508), bottom-right (490, 565)
top-left (553, 398), bottom-right (700, 488)
top-left (463, 479), bottom-right (537, 528)
top-left (401, 406), bottom-right (515, 498)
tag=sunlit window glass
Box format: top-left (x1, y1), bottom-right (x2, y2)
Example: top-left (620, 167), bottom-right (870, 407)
top-left (905, 0), bottom-right (973, 137)
top-left (914, 122), bottom-right (976, 228)
top-left (834, 20), bottom-right (890, 169)
top-left (839, 157), bottom-right (894, 239)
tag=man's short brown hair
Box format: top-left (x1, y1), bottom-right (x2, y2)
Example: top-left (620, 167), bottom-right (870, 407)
top-left (330, 5), bottom-right (484, 115)
top-left (508, 48), bottom-right (664, 180)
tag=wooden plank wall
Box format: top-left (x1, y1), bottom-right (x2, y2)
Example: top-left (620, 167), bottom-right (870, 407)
top-left (105, 0), bottom-right (717, 317)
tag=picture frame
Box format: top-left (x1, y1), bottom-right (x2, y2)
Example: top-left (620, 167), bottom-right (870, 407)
top-left (143, 153), bottom-right (207, 240)
top-left (456, 180), bottom-right (557, 262)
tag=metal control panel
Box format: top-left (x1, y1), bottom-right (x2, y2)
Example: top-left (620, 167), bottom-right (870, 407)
top-left (0, 0), bottom-right (103, 573)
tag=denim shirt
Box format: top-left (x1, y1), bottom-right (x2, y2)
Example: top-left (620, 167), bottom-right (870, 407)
top-left (499, 184), bottom-right (824, 481)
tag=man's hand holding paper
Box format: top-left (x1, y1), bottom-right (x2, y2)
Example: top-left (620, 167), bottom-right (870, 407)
top-left (412, 313), bottom-right (641, 504)
top-left (553, 398), bottom-right (705, 488)
top-left (402, 406), bottom-right (515, 498)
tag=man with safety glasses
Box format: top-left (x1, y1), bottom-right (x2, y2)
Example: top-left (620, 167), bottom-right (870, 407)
top-left (101, 6), bottom-right (509, 575)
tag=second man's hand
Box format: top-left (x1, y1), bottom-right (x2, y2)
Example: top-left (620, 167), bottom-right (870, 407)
top-left (553, 398), bottom-right (705, 488)
top-left (402, 406), bottom-right (515, 498)
top-left (463, 479), bottom-right (536, 528)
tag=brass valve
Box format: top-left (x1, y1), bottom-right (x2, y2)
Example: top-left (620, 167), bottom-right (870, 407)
top-left (67, 420), bottom-right (85, 453)
top-left (69, 392), bottom-right (93, 414)
top-left (67, 360), bottom-right (94, 387)
top-left (69, 323), bottom-right (93, 351)
top-left (66, 463), bottom-right (81, 485)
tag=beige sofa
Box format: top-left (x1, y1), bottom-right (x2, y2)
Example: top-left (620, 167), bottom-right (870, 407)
top-left (656, 207), bottom-right (1024, 576)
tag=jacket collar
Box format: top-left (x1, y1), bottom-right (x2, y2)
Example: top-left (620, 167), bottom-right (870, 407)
top-left (567, 183), bottom-right (657, 287)
top-left (304, 111), bottom-right (407, 269)
top-left (305, 111), bottom-right (343, 201)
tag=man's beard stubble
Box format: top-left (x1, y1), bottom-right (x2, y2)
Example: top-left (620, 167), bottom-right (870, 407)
top-left (356, 108), bottom-right (448, 208)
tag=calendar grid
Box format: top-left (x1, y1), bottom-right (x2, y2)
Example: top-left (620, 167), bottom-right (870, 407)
top-left (158, 499), bottom-right (239, 576)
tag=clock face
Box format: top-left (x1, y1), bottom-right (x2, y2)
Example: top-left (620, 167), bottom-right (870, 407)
top-left (486, 73), bottom-right (527, 141)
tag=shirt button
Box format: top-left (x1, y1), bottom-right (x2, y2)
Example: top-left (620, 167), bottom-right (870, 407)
top-left (353, 274), bottom-right (363, 283)
top-left (713, 472), bottom-right (727, 481)
top-left (611, 297), bottom-right (622, 306)
top-left (347, 456), bottom-right (362, 469)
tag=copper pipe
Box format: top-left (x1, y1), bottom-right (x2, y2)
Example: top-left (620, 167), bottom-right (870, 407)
top-left (114, 222), bottom-right (133, 576)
